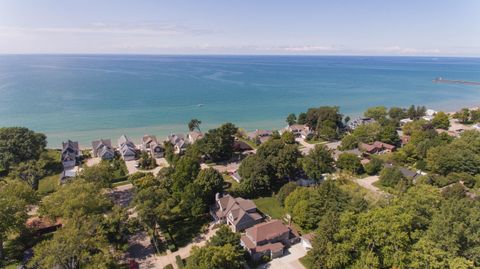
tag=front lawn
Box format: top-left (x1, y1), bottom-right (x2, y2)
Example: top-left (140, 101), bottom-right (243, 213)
top-left (253, 196), bottom-right (285, 219)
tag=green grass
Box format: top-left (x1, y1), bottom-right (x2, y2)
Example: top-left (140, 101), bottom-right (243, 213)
top-left (38, 173), bottom-right (61, 195)
top-left (304, 139), bottom-right (327, 145)
top-left (238, 137), bottom-right (258, 149)
top-left (299, 255), bottom-right (312, 269)
top-left (223, 174), bottom-right (239, 192)
top-left (2, 263), bottom-right (22, 269)
top-left (112, 180), bottom-right (131, 187)
top-left (253, 196), bottom-right (285, 219)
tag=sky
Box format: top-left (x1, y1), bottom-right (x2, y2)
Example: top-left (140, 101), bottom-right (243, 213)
top-left (0, 0), bottom-right (479, 56)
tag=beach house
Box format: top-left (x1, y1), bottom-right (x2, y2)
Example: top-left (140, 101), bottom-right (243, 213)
top-left (347, 117), bottom-right (376, 130)
top-left (283, 124), bottom-right (313, 139)
top-left (187, 131), bottom-right (204, 144)
top-left (142, 135), bottom-right (164, 158)
top-left (118, 135), bottom-right (137, 161)
top-left (92, 139), bottom-right (115, 160)
top-left (61, 140), bottom-right (80, 169)
top-left (247, 129), bottom-right (274, 144)
top-left (212, 193), bottom-right (263, 232)
top-left (167, 133), bottom-right (188, 154)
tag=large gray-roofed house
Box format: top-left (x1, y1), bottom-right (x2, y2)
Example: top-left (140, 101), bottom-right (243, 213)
top-left (212, 193), bottom-right (263, 232)
top-left (167, 133), bottom-right (188, 154)
top-left (61, 140), bottom-right (80, 169)
top-left (92, 139), bottom-right (115, 160)
top-left (118, 135), bottom-right (137, 161)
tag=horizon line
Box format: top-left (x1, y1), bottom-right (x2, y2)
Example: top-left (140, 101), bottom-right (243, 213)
top-left (1, 52), bottom-right (480, 59)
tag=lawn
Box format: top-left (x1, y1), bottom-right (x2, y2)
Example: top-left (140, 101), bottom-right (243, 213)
top-left (253, 196), bottom-right (285, 219)
top-left (222, 174), bottom-right (239, 192)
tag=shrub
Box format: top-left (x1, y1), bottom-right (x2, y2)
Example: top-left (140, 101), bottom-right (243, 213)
top-left (175, 255), bottom-right (185, 268)
top-left (364, 157), bottom-right (383, 175)
top-left (379, 166), bottom-right (405, 188)
top-left (163, 265), bottom-right (174, 269)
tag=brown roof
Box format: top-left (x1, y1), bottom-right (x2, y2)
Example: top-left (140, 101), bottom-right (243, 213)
top-left (256, 242), bottom-right (284, 253)
top-left (302, 233), bottom-right (315, 242)
top-left (245, 220), bottom-right (290, 243)
top-left (216, 195), bottom-right (261, 225)
top-left (26, 217), bottom-right (62, 230)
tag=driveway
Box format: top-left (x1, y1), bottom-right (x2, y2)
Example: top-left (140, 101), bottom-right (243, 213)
top-left (257, 243), bottom-right (307, 269)
top-left (125, 158), bottom-right (169, 176)
top-left (355, 176), bottom-right (390, 198)
top-left (86, 157), bottom-right (101, 167)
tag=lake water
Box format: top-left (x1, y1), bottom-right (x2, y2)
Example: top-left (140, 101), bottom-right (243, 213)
top-left (0, 55), bottom-right (479, 147)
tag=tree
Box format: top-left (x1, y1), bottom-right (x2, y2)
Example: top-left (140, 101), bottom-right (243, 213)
top-left (13, 160), bottom-right (44, 190)
top-left (432, 111), bottom-right (450, 130)
top-left (281, 131), bottom-right (296, 144)
top-left (336, 153), bottom-right (364, 174)
top-left (364, 106), bottom-right (388, 121)
top-left (453, 108), bottom-right (471, 124)
top-left (186, 244), bottom-right (244, 269)
top-left (0, 180), bottom-right (37, 261)
top-left (138, 151), bottom-right (157, 170)
top-left (194, 168), bottom-right (224, 204)
top-left (302, 145), bottom-right (334, 180)
top-left (208, 224), bottom-right (242, 251)
top-left (0, 127), bottom-right (46, 172)
top-left (237, 155), bottom-right (272, 197)
top-left (277, 182), bottom-right (298, 206)
top-left (389, 107), bottom-right (406, 122)
top-left (286, 113), bottom-right (297, 126)
top-left (427, 144), bottom-right (480, 176)
top-left (188, 118), bottom-right (202, 132)
top-left (30, 218), bottom-right (115, 269)
top-left (198, 123), bottom-right (238, 162)
top-left (39, 180), bottom-right (112, 219)
top-left (302, 106), bottom-right (344, 140)
top-left (171, 156), bottom-right (200, 193)
top-left (363, 157), bottom-right (383, 175)
top-left (379, 166), bottom-right (405, 188)
top-left (297, 112), bottom-right (307, 124)
top-left (77, 162), bottom-right (116, 187)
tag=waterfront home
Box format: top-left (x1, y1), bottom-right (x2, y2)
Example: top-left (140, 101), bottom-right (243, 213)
top-left (167, 133), bottom-right (188, 154)
top-left (61, 140), bottom-right (80, 169)
top-left (212, 193), bottom-right (263, 232)
top-left (233, 140), bottom-right (254, 152)
top-left (359, 141), bottom-right (396, 154)
top-left (142, 135), bottom-right (164, 158)
top-left (240, 220), bottom-right (299, 261)
top-left (92, 139), bottom-right (115, 160)
top-left (187, 131), bottom-right (204, 144)
top-left (247, 129), bottom-right (273, 144)
top-left (283, 124), bottom-right (313, 139)
top-left (347, 117), bottom-right (375, 130)
top-left (59, 167), bottom-right (78, 184)
top-left (422, 109), bottom-right (437, 121)
top-left (399, 118), bottom-right (413, 126)
top-left (118, 135), bottom-right (137, 161)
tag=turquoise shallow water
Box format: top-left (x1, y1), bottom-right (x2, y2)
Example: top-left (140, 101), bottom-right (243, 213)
top-left (0, 55), bottom-right (479, 147)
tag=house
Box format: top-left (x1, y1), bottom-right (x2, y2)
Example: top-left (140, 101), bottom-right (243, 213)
top-left (301, 233), bottom-right (315, 250)
top-left (118, 135), bottom-right (137, 161)
top-left (359, 141), bottom-right (396, 154)
top-left (385, 163), bottom-right (421, 182)
top-left (92, 139), bottom-right (115, 160)
top-left (212, 193), bottom-right (263, 232)
top-left (59, 167), bottom-right (78, 184)
top-left (247, 129), bottom-right (273, 144)
top-left (347, 117), bottom-right (375, 130)
top-left (187, 131), bottom-right (203, 144)
top-left (26, 217), bottom-right (62, 235)
top-left (333, 148), bottom-right (362, 160)
top-left (61, 140), bottom-right (80, 169)
top-left (167, 133), bottom-right (188, 154)
top-left (399, 118), bottom-right (413, 126)
top-left (284, 124), bottom-right (313, 139)
top-left (422, 109), bottom-right (437, 121)
top-left (240, 220), bottom-right (299, 261)
top-left (233, 140), bottom-right (254, 152)
top-left (142, 135), bottom-right (164, 158)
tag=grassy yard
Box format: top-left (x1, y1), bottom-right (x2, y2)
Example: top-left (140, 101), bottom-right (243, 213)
top-left (238, 137), bottom-right (258, 149)
top-left (253, 196), bottom-right (285, 219)
top-left (222, 174), bottom-right (239, 192)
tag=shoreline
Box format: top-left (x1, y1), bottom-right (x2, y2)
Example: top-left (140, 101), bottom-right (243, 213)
top-left (44, 103), bottom-right (479, 150)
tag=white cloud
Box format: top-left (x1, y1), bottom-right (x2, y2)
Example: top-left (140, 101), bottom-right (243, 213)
top-left (258, 45), bottom-right (339, 52)
top-left (379, 46), bottom-right (441, 55)
top-left (0, 22), bottom-right (212, 36)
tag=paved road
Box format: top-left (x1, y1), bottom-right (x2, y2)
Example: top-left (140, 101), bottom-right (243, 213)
top-left (256, 243), bottom-right (307, 269)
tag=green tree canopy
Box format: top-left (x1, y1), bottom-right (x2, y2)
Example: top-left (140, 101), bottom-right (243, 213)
top-left (286, 113), bottom-right (297, 126)
top-left (186, 244), bottom-right (244, 269)
top-left (198, 123), bottom-right (238, 162)
top-left (364, 106), bottom-right (388, 121)
top-left (336, 153), bottom-right (364, 174)
top-left (0, 127), bottom-right (46, 172)
top-left (194, 168), bottom-right (224, 204)
top-left (432, 111), bottom-right (450, 130)
top-left (302, 145), bottom-right (335, 180)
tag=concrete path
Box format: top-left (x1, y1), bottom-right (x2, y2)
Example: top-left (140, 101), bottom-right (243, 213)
top-left (125, 158), bottom-right (169, 176)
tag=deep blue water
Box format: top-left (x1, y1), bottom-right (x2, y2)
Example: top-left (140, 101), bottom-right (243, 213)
top-left (0, 55), bottom-right (479, 147)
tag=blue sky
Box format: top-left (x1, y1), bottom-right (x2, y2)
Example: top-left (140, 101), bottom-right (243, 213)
top-left (0, 0), bottom-right (479, 56)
